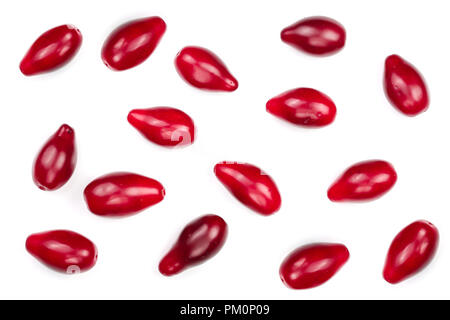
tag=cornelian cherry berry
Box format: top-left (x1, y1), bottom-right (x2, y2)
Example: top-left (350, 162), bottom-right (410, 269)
top-left (128, 107), bottom-right (195, 147)
top-left (20, 24), bottom-right (82, 76)
top-left (214, 162), bottom-right (281, 215)
top-left (280, 243), bottom-right (349, 289)
top-left (102, 17), bottom-right (166, 71)
top-left (159, 214), bottom-right (228, 276)
top-left (266, 87), bottom-right (337, 127)
top-left (384, 54), bottom-right (429, 116)
top-left (383, 220), bottom-right (438, 284)
top-left (33, 124), bottom-right (76, 191)
top-left (175, 46), bottom-right (238, 91)
top-left (26, 230), bottom-right (97, 274)
top-left (328, 160), bottom-right (397, 202)
top-left (84, 172), bottom-right (165, 217)
top-left (281, 17), bottom-right (346, 56)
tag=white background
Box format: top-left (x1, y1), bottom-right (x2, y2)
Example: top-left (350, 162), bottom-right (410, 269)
top-left (0, 0), bottom-right (448, 299)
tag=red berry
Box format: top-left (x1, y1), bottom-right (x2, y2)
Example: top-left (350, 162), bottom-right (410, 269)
top-left (214, 162), bottom-right (281, 215)
top-left (280, 243), bottom-right (349, 289)
top-left (20, 25), bottom-right (82, 76)
top-left (384, 54), bottom-right (429, 116)
top-left (159, 214), bottom-right (228, 276)
top-left (266, 87), bottom-right (337, 127)
top-left (175, 46), bottom-right (238, 91)
top-left (26, 230), bottom-right (97, 274)
top-left (328, 160), bottom-right (397, 202)
top-left (383, 220), bottom-right (438, 284)
top-left (281, 17), bottom-right (346, 56)
top-left (128, 107), bottom-right (195, 147)
top-left (102, 17), bottom-right (166, 71)
top-left (33, 124), bottom-right (76, 191)
top-left (84, 172), bottom-right (165, 217)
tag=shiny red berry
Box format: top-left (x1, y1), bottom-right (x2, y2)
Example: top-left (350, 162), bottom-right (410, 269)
top-left (128, 107), bottom-right (195, 147)
top-left (328, 160), bottom-right (397, 202)
top-left (214, 162), bottom-right (281, 215)
top-left (20, 24), bottom-right (82, 76)
top-left (159, 214), bottom-right (228, 276)
top-left (26, 230), bottom-right (97, 274)
top-left (175, 46), bottom-right (238, 91)
top-left (266, 87), bottom-right (336, 127)
top-left (33, 124), bottom-right (76, 191)
top-left (280, 243), bottom-right (349, 289)
top-left (281, 17), bottom-right (346, 56)
top-left (383, 220), bottom-right (438, 284)
top-left (384, 54), bottom-right (429, 116)
top-left (84, 172), bottom-right (165, 217)
top-left (102, 17), bottom-right (166, 71)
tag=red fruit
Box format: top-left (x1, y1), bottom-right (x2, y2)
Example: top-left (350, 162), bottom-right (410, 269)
top-left (266, 87), bottom-right (336, 127)
top-left (84, 172), bottom-right (165, 217)
top-left (159, 214), bottom-right (228, 276)
top-left (175, 46), bottom-right (238, 91)
top-left (214, 162), bottom-right (281, 215)
top-left (384, 54), bottom-right (429, 116)
top-left (383, 220), bottom-right (438, 284)
top-left (280, 243), bottom-right (349, 289)
top-left (328, 160), bottom-right (397, 202)
top-left (128, 107), bottom-right (195, 147)
top-left (281, 17), bottom-right (346, 56)
top-left (20, 25), bottom-right (82, 76)
top-left (33, 124), bottom-right (76, 191)
top-left (102, 17), bottom-right (166, 71)
top-left (26, 230), bottom-right (97, 274)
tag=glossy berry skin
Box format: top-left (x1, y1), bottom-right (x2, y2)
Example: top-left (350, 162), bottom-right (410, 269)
top-left (384, 54), bottom-right (429, 116)
top-left (159, 214), bottom-right (228, 276)
top-left (280, 243), bottom-right (349, 289)
top-left (266, 88), bottom-right (336, 127)
top-left (20, 25), bottom-right (82, 76)
top-left (33, 124), bottom-right (76, 191)
top-left (84, 172), bottom-right (165, 217)
top-left (128, 107), bottom-right (195, 147)
top-left (26, 230), bottom-right (97, 274)
top-left (102, 17), bottom-right (166, 71)
top-left (383, 220), bottom-right (438, 284)
top-left (281, 17), bottom-right (346, 56)
top-left (214, 162), bottom-right (281, 215)
top-left (328, 160), bottom-right (397, 202)
top-left (175, 46), bottom-right (238, 91)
